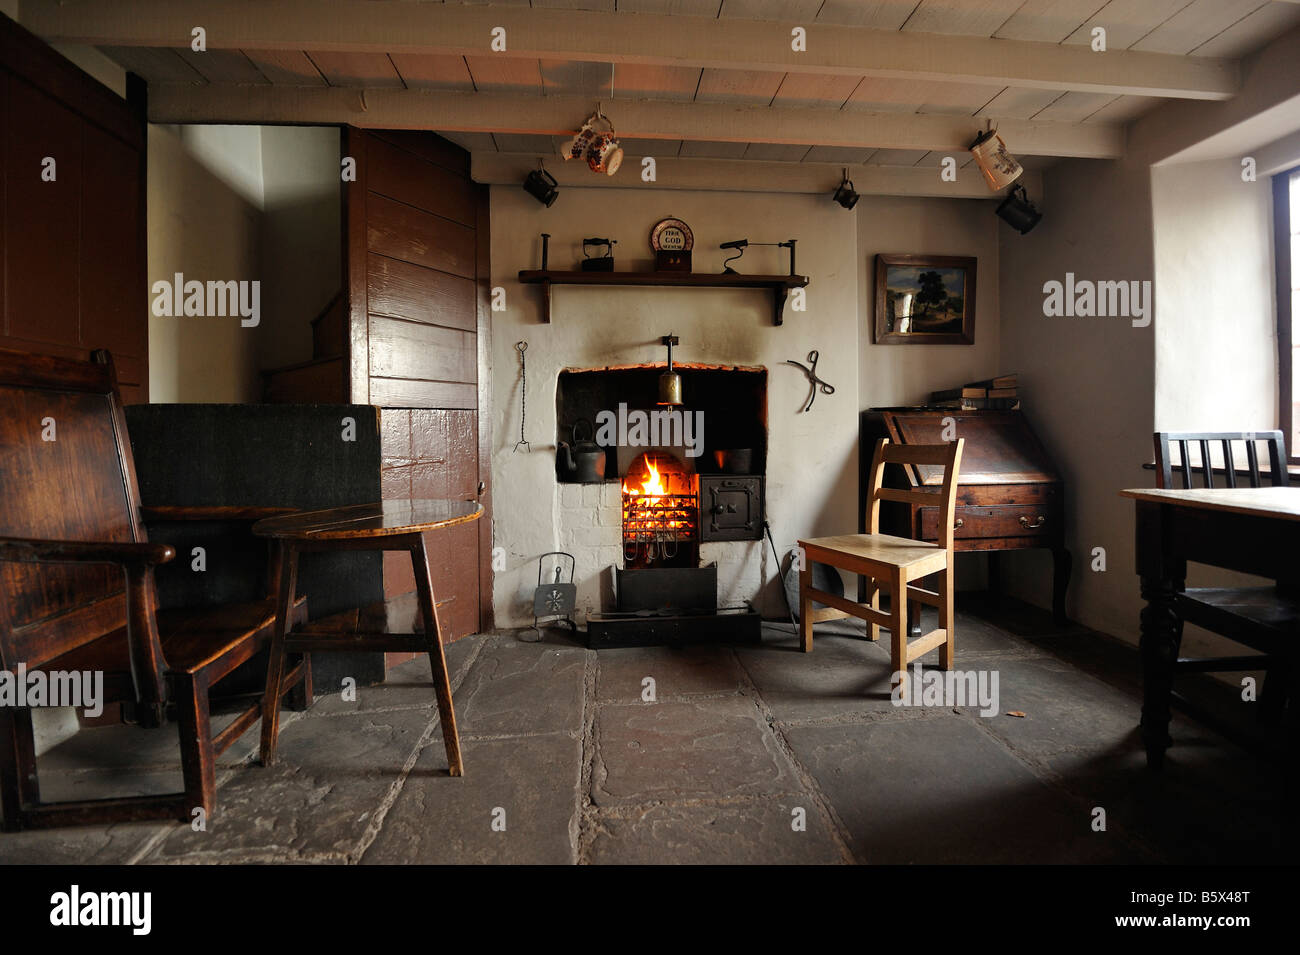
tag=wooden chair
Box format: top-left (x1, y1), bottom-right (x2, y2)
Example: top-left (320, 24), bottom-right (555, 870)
top-left (799, 438), bottom-right (964, 700)
top-left (1152, 430), bottom-right (1294, 718)
top-left (0, 348), bottom-right (310, 830)
top-left (1155, 430), bottom-right (1288, 490)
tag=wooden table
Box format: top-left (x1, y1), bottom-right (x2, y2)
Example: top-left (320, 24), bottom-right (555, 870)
top-left (253, 500), bottom-right (483, 775)
top-left (1119, 486), bottom-right (1300, 769)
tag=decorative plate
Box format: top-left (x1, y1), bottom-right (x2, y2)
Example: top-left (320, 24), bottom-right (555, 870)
top-left (650, 217), bottom-right (694, 253)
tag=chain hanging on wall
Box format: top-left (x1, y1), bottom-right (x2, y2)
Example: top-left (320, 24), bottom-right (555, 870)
top-left (513, 341), bottom-right (530, 452)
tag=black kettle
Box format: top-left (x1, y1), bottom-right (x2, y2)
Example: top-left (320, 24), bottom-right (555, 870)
top-left (557, 419), bottom-right (606, 483)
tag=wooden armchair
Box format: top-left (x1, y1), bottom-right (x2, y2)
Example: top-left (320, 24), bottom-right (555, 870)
top-left (1152, 431), bottom-right (1294, 719)
top-left (0, 348), bottom-right (310, 830)
top-left (799, 438), bottom-right (964, 701)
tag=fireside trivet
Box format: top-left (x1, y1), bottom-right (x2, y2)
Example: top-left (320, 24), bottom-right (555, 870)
top-left (784, 349), bottom-right (835, 412)
top-left (525, 551), bottom-right (577, 642)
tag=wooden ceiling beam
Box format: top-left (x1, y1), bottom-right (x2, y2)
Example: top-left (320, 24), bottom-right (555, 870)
top-left (145, 85), bottom-right (1124, 159)
top-left (22, 0), bottom-right (1238, 101)
top-left (472, 151), bottom-right (1044, 201)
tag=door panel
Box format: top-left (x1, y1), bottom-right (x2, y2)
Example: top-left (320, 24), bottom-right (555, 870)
top-left (349, 128), bottom-right (491, 638)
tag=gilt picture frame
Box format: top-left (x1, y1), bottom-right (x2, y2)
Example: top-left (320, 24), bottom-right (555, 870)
top-left (873, 253), bottom-right (977, 345)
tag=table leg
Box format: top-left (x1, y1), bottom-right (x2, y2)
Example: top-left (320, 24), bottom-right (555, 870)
top-left (1052, 546), bottom-right (1072, 626)
top-left (260, 542), bottom-right (298, 767)
top-left (412, 531), bottom-right (464, 777)
top-left (1138, 572), bottom-right (1182, 769)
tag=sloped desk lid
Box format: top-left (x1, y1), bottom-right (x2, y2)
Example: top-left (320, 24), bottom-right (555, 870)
top-left (885, 410), bottom-right (1060, 486)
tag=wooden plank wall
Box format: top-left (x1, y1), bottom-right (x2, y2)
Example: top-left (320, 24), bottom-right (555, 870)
top-left (346, 127), bottom-right (493, 640)
top-left (0, 15), bottom-right (147, 402)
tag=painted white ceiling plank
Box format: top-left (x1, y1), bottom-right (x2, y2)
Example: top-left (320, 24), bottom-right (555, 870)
top-left (177, 49), bottom-right (270, 85)
top-left (540, 59), bottom-right (616, 97)
top-left (694, 67), bottom-right (786, 104)
top-left (611, 63), bottom-right (702, 101)
top-left (816, 0), bottom-right (929, 30)
top-left (99, 46), bottom-right (206, 84)
top-left (1189, 2), bottom-right (1300, 57)
top-left (1062, 0), bottom-right (1210, 50)
top-left (464, 56), bottom-right (545, 93)
top-left (1079, 92), bottom-right (1159, 124)
top-left (977, 86), bottom-right (1063, 118)
top-left (388, 53), bottom-right (475, 91)
top-left (1030, 89), bottom-right (1119, 122)
top-left (1131, 0), bottom-right (1272, 55)
top-left (903, 0), bottom-right (1030, 37)
top-left (242, 49), bottom-right (327, 86)
top-left (307, 51), bottom-right (405, 88)
top-left (995, 0), bottom-right (1113, 43)
top-left (770, 72), bottom-right (863, 107)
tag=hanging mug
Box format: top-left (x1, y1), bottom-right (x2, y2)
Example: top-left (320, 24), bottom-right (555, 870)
top-left (969, 129), bottom-right (1023, 192)
top-left (562, 121), bottom-right (596, 161)
top-left (587, 132), bottom-right (624, 176)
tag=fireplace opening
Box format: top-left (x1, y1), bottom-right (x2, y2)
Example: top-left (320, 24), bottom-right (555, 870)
top-left (622, 451), bottom-right (698, 569)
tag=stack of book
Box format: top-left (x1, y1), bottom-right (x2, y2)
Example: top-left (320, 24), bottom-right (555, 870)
top-left (929, 374), bottom-right (1019, 410)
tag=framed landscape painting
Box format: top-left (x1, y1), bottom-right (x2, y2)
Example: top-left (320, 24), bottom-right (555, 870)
top-left (873, 253), bottom-right (977, 345)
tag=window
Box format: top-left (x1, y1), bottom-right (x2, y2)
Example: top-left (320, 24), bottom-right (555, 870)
top-left (1275, 164), bottom-right (1300, 463)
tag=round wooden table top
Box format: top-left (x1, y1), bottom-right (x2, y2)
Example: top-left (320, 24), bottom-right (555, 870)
top-left (251, 499), bottom-right (483, 541)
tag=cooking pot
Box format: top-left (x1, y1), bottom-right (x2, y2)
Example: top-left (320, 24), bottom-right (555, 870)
top-left (557, 419), bottom-right (606, 483)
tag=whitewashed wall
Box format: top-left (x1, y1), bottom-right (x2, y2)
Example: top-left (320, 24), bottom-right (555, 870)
top-left (489, 186), bottom-right (860, 627)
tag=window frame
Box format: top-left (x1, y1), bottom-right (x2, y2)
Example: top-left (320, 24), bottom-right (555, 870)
top-left (1274, 163), bottom-right (1300, 465)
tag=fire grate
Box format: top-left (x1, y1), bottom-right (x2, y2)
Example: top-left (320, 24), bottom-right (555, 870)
top-left (622, 492), bottom-right (697, 562)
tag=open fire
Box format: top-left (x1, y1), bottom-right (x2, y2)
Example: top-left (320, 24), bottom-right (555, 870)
top-left (621, 452), bottom-right (698, 565)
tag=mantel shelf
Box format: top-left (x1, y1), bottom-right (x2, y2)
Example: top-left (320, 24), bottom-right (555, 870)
top-left (517, 270), bottom-right (811, 325)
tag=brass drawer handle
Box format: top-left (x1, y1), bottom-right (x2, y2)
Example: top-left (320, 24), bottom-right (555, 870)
top-left (1019, 515), bottom-right (1047, 529)
top-left (954, 518), bottom-right (964, 528)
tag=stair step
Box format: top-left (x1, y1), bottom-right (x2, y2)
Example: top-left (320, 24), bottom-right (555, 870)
top-left (311, 292), bottom-right (346, 361)
top-left (262, 357), bottom-right (345, 403)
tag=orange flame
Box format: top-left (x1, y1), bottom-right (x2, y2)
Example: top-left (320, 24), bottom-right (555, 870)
top-left (624, 457), bottom-right (668, 497)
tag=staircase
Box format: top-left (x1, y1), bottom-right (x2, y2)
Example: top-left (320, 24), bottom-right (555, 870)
top-left (262, 292), bottom-right (348, 403)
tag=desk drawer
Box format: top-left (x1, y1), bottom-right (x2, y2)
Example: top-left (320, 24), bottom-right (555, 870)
top-left (920, 503), bottom-right (1056, 541)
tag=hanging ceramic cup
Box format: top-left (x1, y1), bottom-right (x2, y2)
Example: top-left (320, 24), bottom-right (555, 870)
top-left (562, 121), bottom-right (597, 162)
top-left (969, 129), bottom-right (1023, 192)
top-left (587, 132), bottom-right (624, 176)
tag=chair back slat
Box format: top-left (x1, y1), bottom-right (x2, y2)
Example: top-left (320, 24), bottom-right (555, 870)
top-left (867, 438), bottom-right (964, 547)
top-left (1154, 431), bottom-right (1289, 490)
top-left (1245, 442), bottom-right (1260, 487)
top-left (0, 349), bottom-right (147, 670)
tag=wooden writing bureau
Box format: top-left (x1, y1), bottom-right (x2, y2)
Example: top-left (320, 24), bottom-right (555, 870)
top-left (861, 409), bottom-right (1071, 624)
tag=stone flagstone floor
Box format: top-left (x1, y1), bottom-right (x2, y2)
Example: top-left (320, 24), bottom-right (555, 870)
top-left (0, 598), bottom-right (1286, 865)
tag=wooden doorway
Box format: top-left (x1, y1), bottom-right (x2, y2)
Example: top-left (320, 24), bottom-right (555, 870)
top-left (343, 127), bottom-right (493, 639)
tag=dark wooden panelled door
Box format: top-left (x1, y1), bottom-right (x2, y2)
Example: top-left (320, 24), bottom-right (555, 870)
top-left (0, 14), bottom-right (147, 403)
top-left (344, 127), bottom-right (492, 639)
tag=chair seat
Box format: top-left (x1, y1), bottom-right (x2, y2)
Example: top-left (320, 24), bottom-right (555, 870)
top-left (42, 596), bottom-right (307, 692)
top-left (1176, 587), bottom-right (1300, 653)
top-left (801, 532), bottom-right (948, 575)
